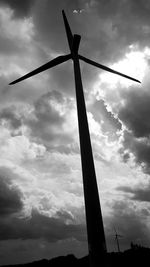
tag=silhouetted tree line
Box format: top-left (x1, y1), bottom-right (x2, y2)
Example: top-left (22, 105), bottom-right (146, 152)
top-left (1, 243), bottom-right (150, 267)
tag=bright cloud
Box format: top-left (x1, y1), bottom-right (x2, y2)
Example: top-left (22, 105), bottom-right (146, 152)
top-left (0, 6), bottom-right (34, 42)
top-left (99, 47), bottom-right (148, 88)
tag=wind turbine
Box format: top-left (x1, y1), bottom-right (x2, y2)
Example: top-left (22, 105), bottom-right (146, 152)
top-left (114, 227), bottom-right (123, 253)
top-left (9, 10), bottom-right (140, 267)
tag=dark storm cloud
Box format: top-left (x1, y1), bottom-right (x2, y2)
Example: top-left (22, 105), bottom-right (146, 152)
top-left (0, 106), bottom-right (22, 129)
top-left (118, 89), bottom-right (150, 138)
top-left (49, 61), bottom-right (75, 95)
top-left (89, 99), bottom-right (121, 140)
top-left (106, 200), bottom-right (150, 249)
top-left (0, 209), bottom-right (86, 242)
top-left (25, 91), bottom-right (63, 143)
top-left (0, 90), bottom-right (75, 151)
top-left (0, 0), bottom-right (35, 17)
top-left (33, 0), bottom-right (83, 53)
top-left (33, 91), bottom-right (64, 125)
top-left (117, 185), bottom-right (150, 202)
top-left (25, 90), bottom-right (74, 148)
top-left (119, 130), bottom-right (150, 174)
top-left (88, 0), bottom-right (150, 62)
top-left (117, 85), bottom-right (150, 173)
top-left (0, 39), bottom-right (20, 55)
top-left (0, 168), bottom-right (23, 216)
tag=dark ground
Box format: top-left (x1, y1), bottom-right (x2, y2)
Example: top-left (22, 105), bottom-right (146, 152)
top-left (1, 243), bottom-right (149, 267)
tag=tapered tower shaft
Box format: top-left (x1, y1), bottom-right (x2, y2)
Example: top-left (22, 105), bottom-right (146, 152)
top-left (116, 235), bottom-right (120, 253)
top-left (72, 51), bottom-right (107, 266)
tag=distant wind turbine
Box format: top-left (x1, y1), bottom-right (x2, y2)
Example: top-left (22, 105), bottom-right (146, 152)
top-left (9, 10), bottom-right (140, 267)
top-left (114, 227), bottom-right (123, 253)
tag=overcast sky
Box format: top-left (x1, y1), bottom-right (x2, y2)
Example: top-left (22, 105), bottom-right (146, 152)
top-left (1, 0), bottom-right (150, 265)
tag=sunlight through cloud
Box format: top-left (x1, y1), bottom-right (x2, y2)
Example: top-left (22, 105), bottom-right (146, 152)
top-left (99, 46), bottom-right (149, 88)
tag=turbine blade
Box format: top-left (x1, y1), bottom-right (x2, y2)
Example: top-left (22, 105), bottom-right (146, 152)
top-left (62, 10), bottom-right (73, 51)
top-left (79, 55), bottom-right (141, 84)
top-left (9, 54), bottom-right (71, 85)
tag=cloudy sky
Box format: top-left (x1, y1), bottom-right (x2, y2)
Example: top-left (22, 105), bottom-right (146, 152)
top-left (1, 0), bottom-right (150, 265)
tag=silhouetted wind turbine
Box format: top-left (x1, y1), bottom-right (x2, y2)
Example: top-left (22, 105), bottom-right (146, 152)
top-left (9, 10), bottom-right (140, 267)
top-left (114, 227), bottom-right (123, 253)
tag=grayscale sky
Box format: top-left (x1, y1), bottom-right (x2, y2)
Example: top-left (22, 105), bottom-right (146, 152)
top-left (0, 0), bottom-right (150, 265)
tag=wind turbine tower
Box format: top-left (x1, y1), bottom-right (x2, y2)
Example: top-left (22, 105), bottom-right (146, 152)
top-left (9, 10), bottom-right (140, 267)
top-left (114, 227), bottom-right (123, 253)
